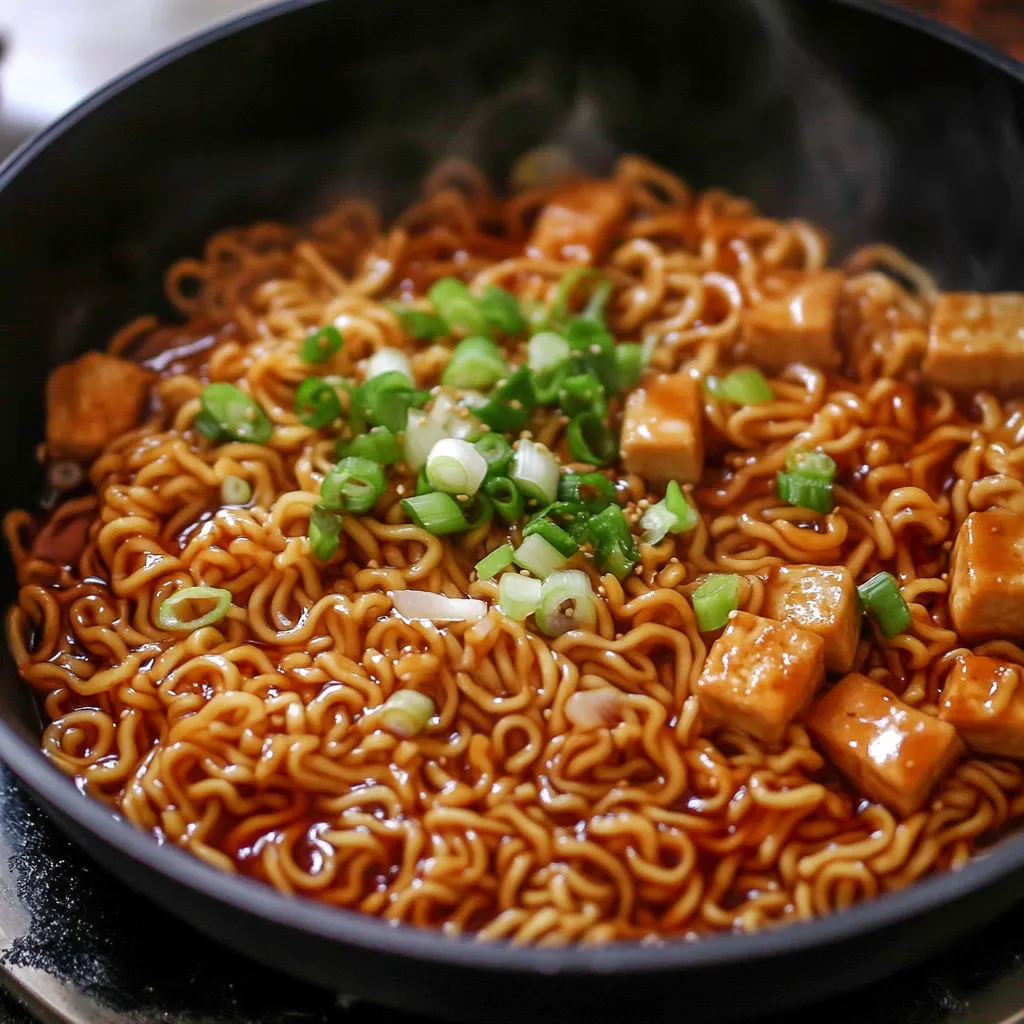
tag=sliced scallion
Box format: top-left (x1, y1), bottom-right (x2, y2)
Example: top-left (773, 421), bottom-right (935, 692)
top-left (522, 517), bottom-right (578, 558)
top-left (320, 457), bottom-right (386, 514)
top-left (475, 543), bottom-right (515, 580)
top-left (483, 475), bottom-right (525, 523)
top-left (776, 472), bottom-right (834, 514)
top-left (294, 376), bottom-right (342, 429)
top-left (498, 573), bottom-right (542, 621)
top-left (400, 491), bottom-right (469, 535)
top-left (786, 448), bottom-right (837, 482)
top-left (557, 472), bottom-right (616, 514)
top-left (473, 367), bottom-right (535, 434)
top-left (513, 533), bottom-right (568, 579)
top-left (510, 439), bottom-right (560, 504)
top-left (385, 301), bottom-right (447, 340)
top-left (428, 277), bottom-right (490, 336)
top-left (461, 491), bottom-right (494, 531)
top-left (354, 370), bottom-right (427, 434)
top-left (858, 571), bottom-right (911, 638)
top-left (528, 331), bottom-right (571, 374)
top-left (692, 575), bottom-right (740, 631)
top-left (721, 369), bottom-right (773, 404)
top-left (337, 426), bottom-right (401, 465)
top-left (424, 437), bottom-right (488, 495)
top-left (558, 374), bottom-right (607, 418)
top-left (567, 412), bottom-right (615, 466)
top-left (157, 586), bottom-right (233, 632)
top-left (220, 475), bottom-right (252, 505)
top-left (200, 383), bottom-right (273, 445)
top-left (479, 286), bottom-right (526, 335)
top-left (308, 503), bottom-right (343, 561)
top-left (474, 433), bottom-right (513, 479)
top-left (639, 480), bottom-right (699, 545)
top-left (442, 336), bottom-right (508, 390)
top-left (585, 504), bottom-right (638, 580)
top-left (535, 569), bottom-right (597, 636)
top-left (378, 690), bottom-right (435, 738)
top-left (366, 347), bottom-right (413, 382)
top-left (614, 343), bottom-right (646, 391)
top-left (300, 325), bottom-right (343, 363)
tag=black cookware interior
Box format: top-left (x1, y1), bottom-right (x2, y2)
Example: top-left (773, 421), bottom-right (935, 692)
top-left (2, 1), bottom-right (1024, 1021)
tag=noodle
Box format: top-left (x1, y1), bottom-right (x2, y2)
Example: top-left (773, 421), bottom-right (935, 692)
top-left (7, 153), bottom-right (1024, 945)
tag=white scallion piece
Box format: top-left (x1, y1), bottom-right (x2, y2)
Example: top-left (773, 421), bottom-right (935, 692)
top-left (389, 589), bottom-right (487, 622)
top-left (510, 439), bottom-right (560, 504)
top-left (498, 573), bottom-right (542, 621)
top-left (425, 437), bottom-right (488, 495)
top-left (535, 569), bottom-right (597, 636)
top-left (365, 347), bottom-right (413, 381)
top-left (527, 331), bottom-right (570, 373)
top-left (512, 534), bottom-right (567, 579)
top-left (378, 690), bottom-right (435, 738)
top-left (403, 408), bottom-right (448, 471)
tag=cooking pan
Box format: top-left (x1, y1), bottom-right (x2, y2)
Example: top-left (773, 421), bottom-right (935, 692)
top-left (2, 0), bottom-right (1024, 1020)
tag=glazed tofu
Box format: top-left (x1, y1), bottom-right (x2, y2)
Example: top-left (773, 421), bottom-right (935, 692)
top-left (696, 611), bottom-right (825, 745)
top-left (763, 564), bottom-right (860, 674)
top-left (809, 674), bottom-right (961, 817)
top-left (949, 510), bottom-right (1024, 641)
top-left (620, 372), bottom-right (703, 484)
top-left (939, 653), bottom-right (1024, 758)
top-left (742, 270), bottom-right (844, 371)
top-left (923, 293), bottom-right (1024, 393)
top-left (528, 180), bottom-right (629, 263)
top-left (46, 352), bottom-right (151, 461)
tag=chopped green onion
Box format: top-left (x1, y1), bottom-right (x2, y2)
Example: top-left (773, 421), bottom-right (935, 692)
top-left (473, 367), bottom-right (535, 434)
top-left (474, 433), bottom-right (513, 479)
top-left (565, 318), bottom-right (618, 395)
top-left (522, 517), bottom-right (578, 558)
top-left (300, 325), bottom-right (343, 363)
top-left (558, 374), bottom-right (607, 418)
top-left (461, 492), bottom-right (493, 531)
top-left (403, 408), bottom-right (448, 471)
top-left (401, 492), bottom-right (468, 535)
top-left (479, 286), bottom-right (526, 335)
top-left (499, 573), bottom-right (542, 621)
top-left (567, 412), bottom-right (615, 466)
top-left (157, 585), bottom-right (233, 632)
top-left (415, 466), bottom-right (432, 495)
top-left (425, 437), bottom-right (488, 495)
top-left (692, 575), bottom-right (740, 631)
top-left (442, 336), bottom-right (508, 389)
top-left (558, 472), bottom-right (616, 514)
top-left (858, 571), bottom-right (911, 638)
top-left (702, 375), bottom-right (726, 400)
top-left (531, 363), bottom-right (570, 405)
top-left (475, 543), bottom-right (515, 579)
top-left (483, 475), bottom-right (525, 523)
top-left (530, 501), bottom-right (591, 538)
top-left (354, 370), bottom-right (426, 434)
top-left (200, 383), bottom-right (273, 444)
top-left (320, 457), bottom-right (386, 514)
top-left (308, 503), bottom-right (343, 561)
top-left (585, 504), bottom-right (638, 580)
top-left (366, 347), bottom-right (413, 381)
top-left (528, 331), bottom-right (571, 374)
top-left (721, 369), bottom-right (773, 404)
top-left (513, 533), bottom-right (567, 579)
top-left (535, 569), bottom-right (597, 636)
top-left (220, 475), bottom-right (252, 505)
top-left (786, 448), bottom-right (837, 482)
top-left (378, 689), bottom-right (435, 738)
top-left (193, 410), bottom-right (222, 439)
top-left (581, 279), bottom-right (612, 325)
top-left (639, 480), bottom-right (699, 545)
top-left (337, 426), bottom-right (401, 465)
top-left (776, 472), bottom-right (834, 513)
top-left (614, 343), bottom-right (646, 391)
top-left (294, 376), bottom-right (342, 429)
top-left (385, 301), bottom-right (447, 340)
top-left (510, 439), bottom-right (560, 504)
top-left (428, 277), bottom-right (489, 336)
top-left (549, 268), bottom-right (606, 329)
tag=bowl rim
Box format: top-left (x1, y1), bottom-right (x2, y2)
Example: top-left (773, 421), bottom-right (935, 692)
top-left (2, 0), bottom-right (1024, 977)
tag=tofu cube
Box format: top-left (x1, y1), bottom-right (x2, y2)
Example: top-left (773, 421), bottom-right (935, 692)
top-left (696, 610), bottom-right (825, 745)
top-left (47, 352), bottom-right (152, 461)
top-left (809, 673), bottom-right (961, 817)
top-left (923, 293), bottom-right (1024, 393)
top-left (939, 653), bottom-right (1024, 758)
top-left (763, 564), bottom-right (860, 674)
top-left (741, 270), bottom-right (844, 371)
top-left (949, 510), bottom-right (1024, 641)
top-left (620, 372), bottom-right (703, 484)
top-left (528, 180), bottom-right (629, 264)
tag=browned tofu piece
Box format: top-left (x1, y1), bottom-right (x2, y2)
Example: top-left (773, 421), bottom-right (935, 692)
top-left (528, 180), bottom-right (629, 263)
top-left (620, 372), bottom-right (703, 484)
top-left (696, 611), bottom-right (825, 745)
top-left (741, 270), bottom-right (844, 371)
top-left (809, 674), bottom-right (961, 816)
top-left (763, 564), bottom-right (860, 674)
top-left (939, 653), bottom-right (1024, 758)
top-left (923, 293), bottom-right (1024, 393)
top-left (949, 510), bottom-right (1024, 641)
top-left (46, 352), bottom-right (151, 460)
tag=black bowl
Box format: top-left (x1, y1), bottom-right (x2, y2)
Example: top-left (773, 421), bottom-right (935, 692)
top-left (2, 1), bottom-right (1024, 1021)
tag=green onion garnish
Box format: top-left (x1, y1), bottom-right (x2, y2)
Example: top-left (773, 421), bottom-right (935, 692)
top-left (498, 573), bottom-right (542, 621)
top-left (403, 408), bottom-right (448, 472)
top-left (300, 325), bottom-right (343, 363)
top-left (528, 331), bottom-right (571, 374)
top-left (295, 376), bottom-right (342, 429)
top-left (157, 585), bottom-right (233, 632)
top-left (442, 336), bottom-right (508, 390)
top-left (483, 475), bottom-right (525, 523)
top-left (557, 472), bottom-right (616, 514)
top-left (567, 411), bottom-right (615, 466)
top-left (535, 569), bottom-right (597, 637)
top-left (461, 492), bottom-right (494, 531)
top-left (565, 318), bottom-right (618, 395)
top-left (199, 383), bottom-right (273, 445)
top-left (474, 433), bottom-right (513, 479)
top-left (510, 439), bottom-right (560, 504)
top-left (378, 689), bottom-right (435, 738)
top-left (473, 367), bottom-right (535, 434)
top-left (308, 503), bottom-right (343, 561)
top-left (385, 301), bottom-right (448, 340)
top-left (415, 466), bottom-right (432, 496)
top-left (549, 268), bottom-right (607, 329)
top-left (703, 369), bottom-right (774, 405)
top-left (425, 437), bottom-right (487, 495)
top-left (522, 517), bottom-right (579, 558)
top-left (366, 347), bottom-right (413, 381)
top-left (337, 426), bottom-right (401, 465)
top-left (558, 374), bottom-right (607, 418)
top-left (614, 343), bottom-right (646, 391)
top-left (639, 480), bottom-right (699, 545)
top-left (858, 571), bottom-right (911, 638)
top-left (513, 533), bottom-right (567, 579)
top-left (400, 492), bottom-right (469, 535)
top-left (320, 456), bottom-right (387, 514)
top-left (354, 370), bottom-right (427, 434)
top-left (220, 475), bottom-right (252, 505)
top-left (475, 543), bottom-right (515, 580)
top-left (776, 472), bottom-right (834, 514)
top-left (530, 501), bottom-right (591, 538)
top-left (531, 363), bottom-right (570, 405)
top-left (428, 277), bottom-right (490, 336)
top-left (692, 575), bottom-right (740, 631)
top-left (584, 504), bottom-right (639, 580)
top-left (479, 286), bottom-right (526, 335)
top-left (786, 449), bottom-right (837, 482)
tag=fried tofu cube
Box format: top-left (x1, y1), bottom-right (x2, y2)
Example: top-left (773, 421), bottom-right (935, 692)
top-left (620, 372), bottom-right (703, 484)
top-left (46, 352), bottom-right (151, 461)
top-left (696, 611), bottom-right (825, 745)
top-left (949, 510), bottom-right (1024, 641)
top-left (528, 180), bottom-right (629, 263)
top-left (809, 674), bottom-right (961, 816)
top-left (923, 293), bottom-right (1024, 393)
top-left (763, 564), bottom-right (860, 674)
top-left (939, 653), bottom-right (1024, 758)
top-left (741, 270), bottom-right (844, 371)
